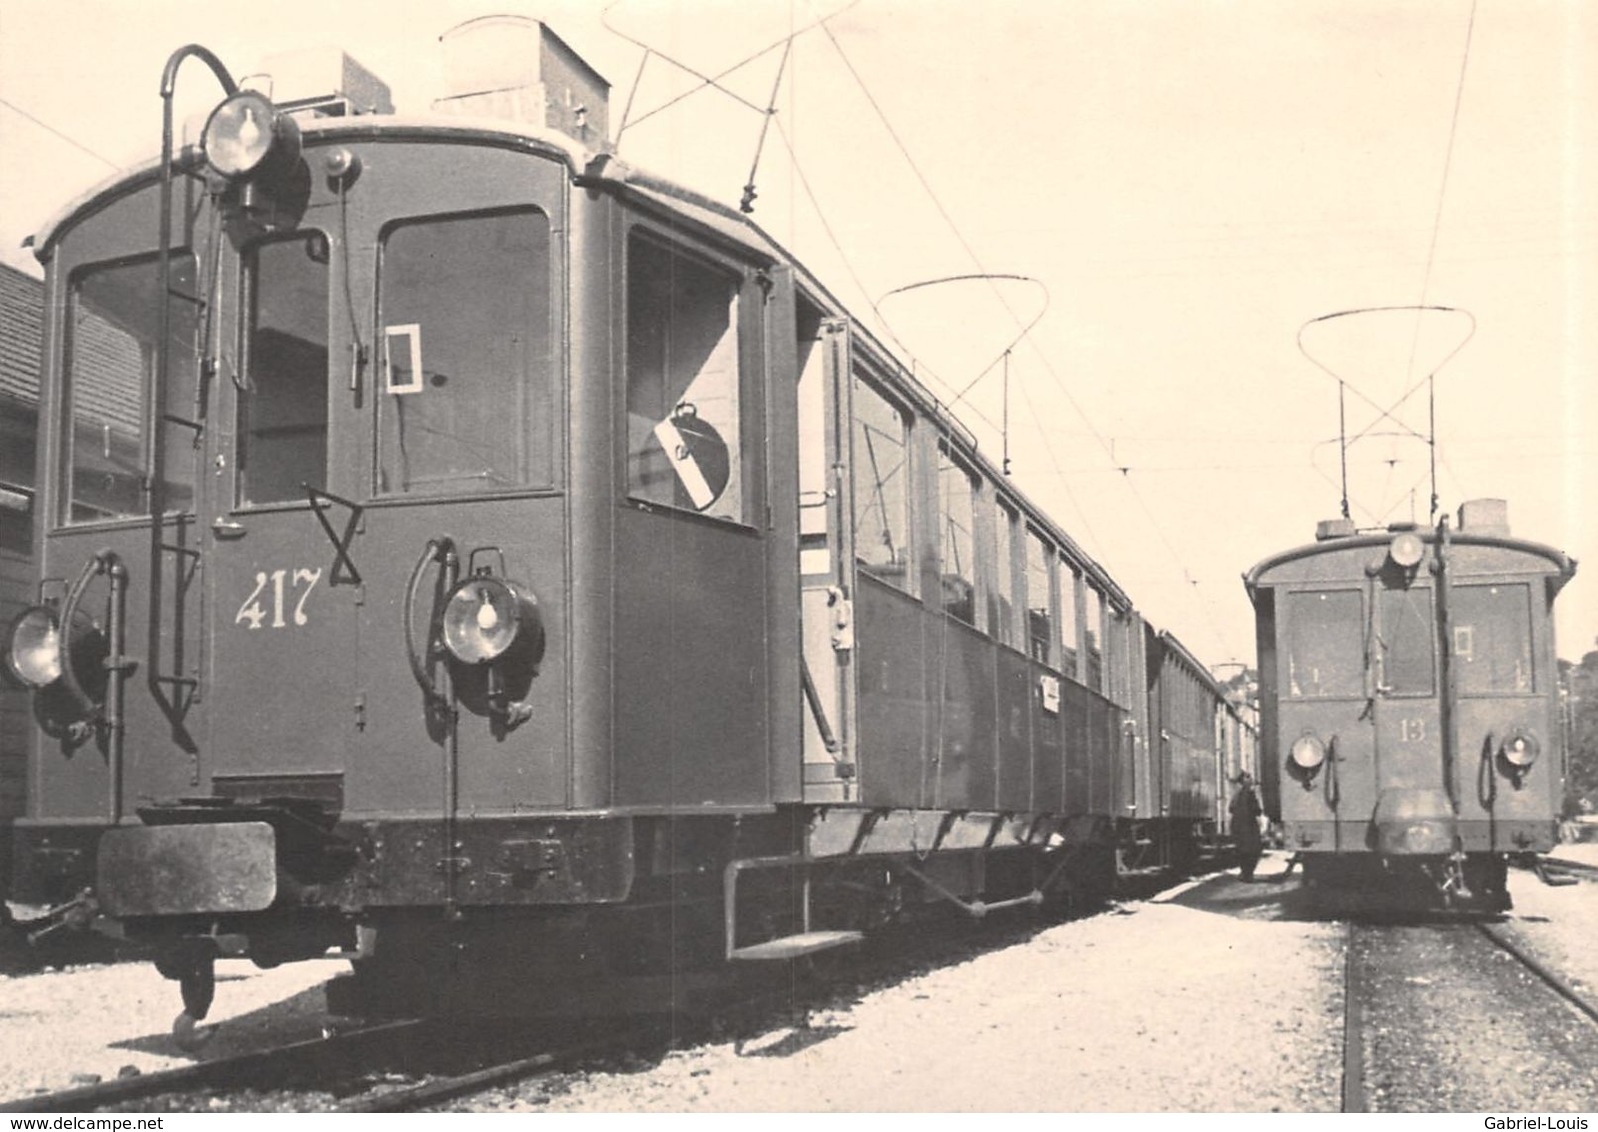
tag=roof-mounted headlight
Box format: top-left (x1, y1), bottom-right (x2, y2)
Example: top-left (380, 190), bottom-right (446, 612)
top-left (440, 576), bottom-right (544, 667)
top-left (1388, 531), bottom-right (1425, 570)
top-left (201, 90), bottom-right (301, 181)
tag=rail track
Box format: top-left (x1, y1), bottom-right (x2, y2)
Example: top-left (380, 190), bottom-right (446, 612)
top-left (0, 1019), bottom-right (428, 1113)
top-left (1341, 914), bottom-right (1598, 1112)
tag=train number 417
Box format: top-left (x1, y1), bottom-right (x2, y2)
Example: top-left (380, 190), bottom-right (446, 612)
top-left (235, 567), bottom-right (323, 629)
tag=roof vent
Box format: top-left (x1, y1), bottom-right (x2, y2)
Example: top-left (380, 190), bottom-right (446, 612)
top-left (254, 47), bottom-right (394, 117)
top-left (1315, 518), bottom-right (1357, 541)
top-left (433, 16), bottom-right (610, 149)
top-left (1457, 498), bottom-right (1510, 536)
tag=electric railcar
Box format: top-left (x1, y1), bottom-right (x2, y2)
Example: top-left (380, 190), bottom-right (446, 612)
top-left (3, 19), bottom-right (1248, 1037)
top-left (1245, 500), bottom-right (1576, 910)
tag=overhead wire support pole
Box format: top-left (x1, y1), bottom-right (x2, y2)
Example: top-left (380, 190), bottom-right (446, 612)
top-left (741, 38), bottom-right (793, 214)
top-left (1297, 305), bottom-right (1474, 526)
top-left (1339, 381), bottom-right (1350, 520)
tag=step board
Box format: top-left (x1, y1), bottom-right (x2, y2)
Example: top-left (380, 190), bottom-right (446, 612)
top-left (729, 930), bottom-right (864, 962)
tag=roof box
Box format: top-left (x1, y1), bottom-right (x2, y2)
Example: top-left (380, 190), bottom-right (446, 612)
top-left (433, 16), bottom-right (610, 149)
top-left (1457, 498), bottom-right (1510, 536)
top-left (256, 46), bottom-right (394, 116)
top-left (1315, 518), bottom-right (1357, 541)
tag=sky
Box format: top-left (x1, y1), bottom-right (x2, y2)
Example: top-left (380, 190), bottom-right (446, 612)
top-left (0, 0), bottom-right (1593, 672)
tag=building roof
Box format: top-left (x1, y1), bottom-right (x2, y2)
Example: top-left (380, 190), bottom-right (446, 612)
top-left (0, 263), bottom-right (42, 410)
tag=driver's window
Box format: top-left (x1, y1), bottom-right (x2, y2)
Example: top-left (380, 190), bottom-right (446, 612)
top-left (376, 208), bottom-right (553, 496)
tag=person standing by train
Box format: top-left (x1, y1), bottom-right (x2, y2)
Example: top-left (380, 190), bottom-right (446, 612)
top-left (1229, 772), bottom-right (1263, 881)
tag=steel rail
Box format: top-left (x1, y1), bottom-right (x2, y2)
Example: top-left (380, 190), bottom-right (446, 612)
top-left (0, 1019), bottom-right (425, 1114)
top-left (1475, 921), bottom-right (1598, 1029)
top-left (333, 1033), bottom-right (625, 1113)
top-left (1340, 921), bottom-right (1368, 1113)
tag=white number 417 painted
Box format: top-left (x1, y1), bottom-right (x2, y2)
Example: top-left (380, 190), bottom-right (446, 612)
top-left (235, 567), bottom-right (323, 630)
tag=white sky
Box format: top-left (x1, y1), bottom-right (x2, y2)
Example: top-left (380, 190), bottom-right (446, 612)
top-left (1, 0), bottom-right (1593, 670)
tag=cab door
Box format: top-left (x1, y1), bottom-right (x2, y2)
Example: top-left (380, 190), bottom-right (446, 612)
top-left (201, 229), bottom-right (359, 799)
top-left (1369, 582), bottom-right (1445, 828)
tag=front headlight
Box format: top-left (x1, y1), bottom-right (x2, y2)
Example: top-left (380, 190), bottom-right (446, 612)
top-left (1289, 733), bottom-right (1327, 771)
top-left (1501, 729), bottom-right (1539, 768)
top-left (6, 606), bottom-right (64, 688)
top-left (440, 577), bottom-right (543, 666)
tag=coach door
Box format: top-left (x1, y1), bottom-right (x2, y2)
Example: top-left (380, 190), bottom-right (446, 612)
top-left (797, 318), bottom-right (859, 802)
top-left (202, 229), bottom-right (360, 795)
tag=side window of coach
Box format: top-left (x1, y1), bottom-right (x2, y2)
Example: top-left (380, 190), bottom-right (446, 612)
top-left (938, 444), bottom-right (977, 625)
top-left (852, 377), bottom-right (911, 588)
top-left (626, 233), bottom-right (746, 523)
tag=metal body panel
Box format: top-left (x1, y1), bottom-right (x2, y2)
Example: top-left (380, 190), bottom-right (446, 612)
top-left (994, 651), bottom-right (1034, 811)
top-left (854, 578), bottom-right (929, 808)
top-left (928, 617), bottom-right (998, 811)
top-left (612, 507), bottom-right (771, 806)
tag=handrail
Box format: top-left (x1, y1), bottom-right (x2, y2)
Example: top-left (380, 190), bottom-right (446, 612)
top-left (402, 537), bottom-right (456, 710)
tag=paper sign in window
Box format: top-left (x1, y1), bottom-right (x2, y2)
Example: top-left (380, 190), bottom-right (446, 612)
top-left (385, 324), bottom-right (423, 394)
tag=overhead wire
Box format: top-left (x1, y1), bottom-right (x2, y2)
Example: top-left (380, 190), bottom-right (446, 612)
top-left (816, 10), bottom-right (1238, 660)
top-left (0, 94), bottom-right (118, 168)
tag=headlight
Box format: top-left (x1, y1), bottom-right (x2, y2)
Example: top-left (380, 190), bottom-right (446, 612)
top-left (1388, 531), bottom-right (1425, 570)
top-left (1289, 733), bottom-right (1326, 771)
top-left (7, 606), bottom-right (64, 688)
top-left (202, 90), bottom-right (300, 179)
top-left (440, 577), bottom-right (543, 665)
top-left (1501, 729), bottom-right (1539, 768)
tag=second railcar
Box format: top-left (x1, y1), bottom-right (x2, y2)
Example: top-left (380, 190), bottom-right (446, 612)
top-left (1246, 500), bottom-right (1575, 909)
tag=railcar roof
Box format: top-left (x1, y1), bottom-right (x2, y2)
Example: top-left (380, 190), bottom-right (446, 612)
top-left (1244, 528), bottom-right (1576, 600)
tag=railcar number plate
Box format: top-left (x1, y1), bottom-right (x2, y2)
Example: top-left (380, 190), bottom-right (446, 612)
top-left (235, 566), bottom-right (322, 629)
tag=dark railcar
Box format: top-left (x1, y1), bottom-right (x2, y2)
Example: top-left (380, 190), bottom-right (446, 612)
top-left (1246, 500), bottom-right (1575, 908)
top-left (4, 20), bottom-right (1230, 1031)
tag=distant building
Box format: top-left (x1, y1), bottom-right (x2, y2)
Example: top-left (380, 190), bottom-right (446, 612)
top-left (0, 261), bottom-right (41, 829)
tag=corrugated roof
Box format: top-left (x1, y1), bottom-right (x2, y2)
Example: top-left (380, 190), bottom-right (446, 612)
top-left (0, 263), bottom-right (42, 409)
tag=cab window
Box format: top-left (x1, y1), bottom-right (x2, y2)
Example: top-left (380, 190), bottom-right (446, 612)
top-left (1452, 583), bottom-right (1534, 693)
top-left (1284, 589), bottom-right (1363, 698)
top-left (626, 233), bottom-right (745, 522)
top-left (62, 253), bottom-right (198, 523)
top-left (239, 234), bottom-right (328, 505)
top-left (1377, 587), bottom-right (1435, 695)
top-left (378, 209), bottom-right (553, 496)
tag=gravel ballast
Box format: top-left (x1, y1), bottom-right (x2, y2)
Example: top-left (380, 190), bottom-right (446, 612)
top-left (4, 847), bottom-right (1596, 1111)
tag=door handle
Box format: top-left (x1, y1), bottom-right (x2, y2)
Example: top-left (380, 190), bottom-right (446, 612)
top-left (211, 517), bottom-right (247, 539)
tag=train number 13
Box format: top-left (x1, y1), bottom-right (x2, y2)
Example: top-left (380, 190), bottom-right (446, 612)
top-left (1397, 717), bottom-right (1427, 743)
top-left (235, 567), bottom-right (323, 630)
